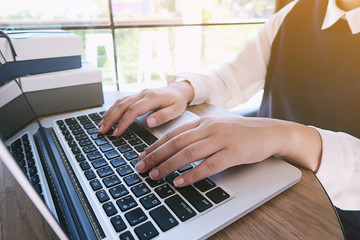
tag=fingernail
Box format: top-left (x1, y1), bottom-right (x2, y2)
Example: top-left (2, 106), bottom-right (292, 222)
top-left (150, 169), bottom-right (159, 180)
top-left (147, 117), bottom-right (157, 128)
top-left (98, 119), bottom-right (103, 126)
top-left (138, 152), bottom-right (146, 160)
top-left (135, 161), bottom-right (145, 172)
top-left (112, 128), bottom-right (119, 136)
top-left (98, 125), bottom-right (104, 133)
top-left (174, 177), bottom-right (184, 187)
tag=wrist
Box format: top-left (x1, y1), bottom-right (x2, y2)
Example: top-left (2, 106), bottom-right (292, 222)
top-left (276, 121), bottom-right (322, 172)
top-left (169, 80), bottom-right (195, 104)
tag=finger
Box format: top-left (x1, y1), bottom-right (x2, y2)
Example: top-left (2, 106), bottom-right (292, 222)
top-left (99, 95), bottom-right (143, 134)
top-left (148, 137), bottom-right (222, 181)
top-left (135, 120), bottom-right (204, 173)
top-left (173, 151), bottom-right (228, 187)
top-left (100, 96), bottom-right (130, 124)
top-left (141, 119), bottom-right (201, 158)
top-left (145, 102), bottom-right (185, 128)
top-left (112, 97), bottom-right (167, 136)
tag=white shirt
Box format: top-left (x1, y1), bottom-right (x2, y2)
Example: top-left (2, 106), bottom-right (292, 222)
top-left (167, 0), bottom-right (360, 210)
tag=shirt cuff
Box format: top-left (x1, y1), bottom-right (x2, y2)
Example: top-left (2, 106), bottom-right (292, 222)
top-left (312, 127), bottom-right (355, 206)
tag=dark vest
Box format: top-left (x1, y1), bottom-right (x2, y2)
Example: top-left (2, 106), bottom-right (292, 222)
top-left (258, 0), bottom-right (360, 238)
top-left (258, 0), bottom-right (360, 138)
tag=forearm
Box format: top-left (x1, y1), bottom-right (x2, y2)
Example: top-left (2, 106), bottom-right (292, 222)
top-left (275, 119), bottom-right (322, 172)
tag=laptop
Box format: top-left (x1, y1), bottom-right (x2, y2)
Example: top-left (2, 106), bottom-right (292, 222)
top-left (0, 79), bottom-right (302, 240)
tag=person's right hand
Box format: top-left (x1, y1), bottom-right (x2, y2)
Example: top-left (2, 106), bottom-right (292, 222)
top-left (98, 81), bottom-right (194, 137)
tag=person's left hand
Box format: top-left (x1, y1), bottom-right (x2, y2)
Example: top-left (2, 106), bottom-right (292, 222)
top-left (135, 115), bottom-right (283, 187)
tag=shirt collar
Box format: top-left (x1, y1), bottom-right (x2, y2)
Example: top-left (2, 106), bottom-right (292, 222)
top-left (322, 0), bottom-right (360, 34)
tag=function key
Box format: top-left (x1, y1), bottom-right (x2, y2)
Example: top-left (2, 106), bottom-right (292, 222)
top-left (206, 187), bottom-right (230, 204)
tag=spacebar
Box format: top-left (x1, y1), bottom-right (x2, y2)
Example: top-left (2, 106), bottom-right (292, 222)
top-left (176, 185), bottom-right (213, 212)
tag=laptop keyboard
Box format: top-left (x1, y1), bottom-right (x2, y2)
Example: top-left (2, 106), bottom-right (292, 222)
top-left (57, 111), bottom-right (230, 240)
top-left (8, 133), bottom-right (44, 198)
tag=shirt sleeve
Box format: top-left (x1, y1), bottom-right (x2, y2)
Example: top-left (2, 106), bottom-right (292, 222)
top-left (314, 127), bottom-right (360, 210)
top-left (167, 0), bottom-right (299, 109)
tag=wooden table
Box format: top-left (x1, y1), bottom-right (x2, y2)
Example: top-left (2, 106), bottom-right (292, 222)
top-left (0, 92), bottom-right (344, 240)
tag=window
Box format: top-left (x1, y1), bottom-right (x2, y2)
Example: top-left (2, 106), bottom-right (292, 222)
top-left (1, 0), bottom-right (275, 92)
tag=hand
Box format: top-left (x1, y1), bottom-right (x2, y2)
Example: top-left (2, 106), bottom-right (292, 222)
top-left (135, 115), bottom-right (322, 187)
top-left (98, 81), bottom-right (194, 136)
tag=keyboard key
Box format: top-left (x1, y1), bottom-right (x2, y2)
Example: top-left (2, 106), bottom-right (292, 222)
top-left (29, 166), bottom-right (37, 176)
top-left (124, 151), bottom-right (139, 161)
top-left (105, 150), bottom-right (120, 160)
top-left (110, 215), bottom-right (127, 232)
top-left (145, 178), bottom-right (165, 188)
top-left (134, 144), bottom-right (147, 153)
top-left (103, 175), bottom-right (121, 188)
top-left (71, 147), bottom-right (81, 154)
top-left (178, 164), bottom-right (193, 173)
top-left (155, 184), bottom-right (175, 199)
top-left (128, 138), bottom-right (143, 146)
top-left (176, 185), bottom-right (213, 212)
top-left (100, 143), bottom-right (114, 152)
top-left (84, 169), bottom-right (96, 180)
top-left (109, 184), bottom-right (129, 199)
top-left (87, 151), bottom-right (102, 161)
top-left (131, 183), bottom-right (150, 197)
top-left (120, 231), bottom-right (135, 240)
top-left (75, 153), bottom-right (86, 162)
top-left (34, 183), bottom-right (42, 194)
top-left (68, 140), bottom-right (77, 147)
top-left (103, 201), bottom-right (118, 216)
top-left (140, 193), bottom-right (161, 210)
top-left (95, 139), bottom-right (109, 146)
top-left (65, 117), bottom-right (77, 126)
top-left (116, 165), bottom-right (134, 176)
top-left (165, 172), bottom-right (179, 185)
top-left (110, 157), bottom-right (126, 167)
top-left (123, 174), bottom-right (141, 186)
top-left (97, 166), bottom-right (114, 178)
top-left (89, 113), bottom-right (102, 121)
top-left (82, 144), bottom-right (97, 153)
top-left (136, 129), bottom-right (158, 145)
top-left (78, 138), bottom-right (92, 147)
top-left (116, 195), bottom-right (138, 211)
top-left (165, 195), bottom-right (196, 222)
top-left (206, 187), bottom-right (230, 204)
top-left (75, 134), bottom-right (88, 141)
top-left (79, 161), bottom-right (91, 171)
top-left (96, 189), bottom-right (110, 203)
top-left (91, 158), bottom-right (108, 169)
top-left (118, 144), bottom-right (132, 153)
top-left (150, 206), bottom-right (178, 231)
top-left (112, 138), bottom-right (126, 147)
top-left (90, 179), bottom-right (103, 191)
top-left (125, 207), bottom-right (148, 226)
top-left (194, 178), bottom-right (216, 192)
top-left (134, 221), bottom-right (159, 240)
